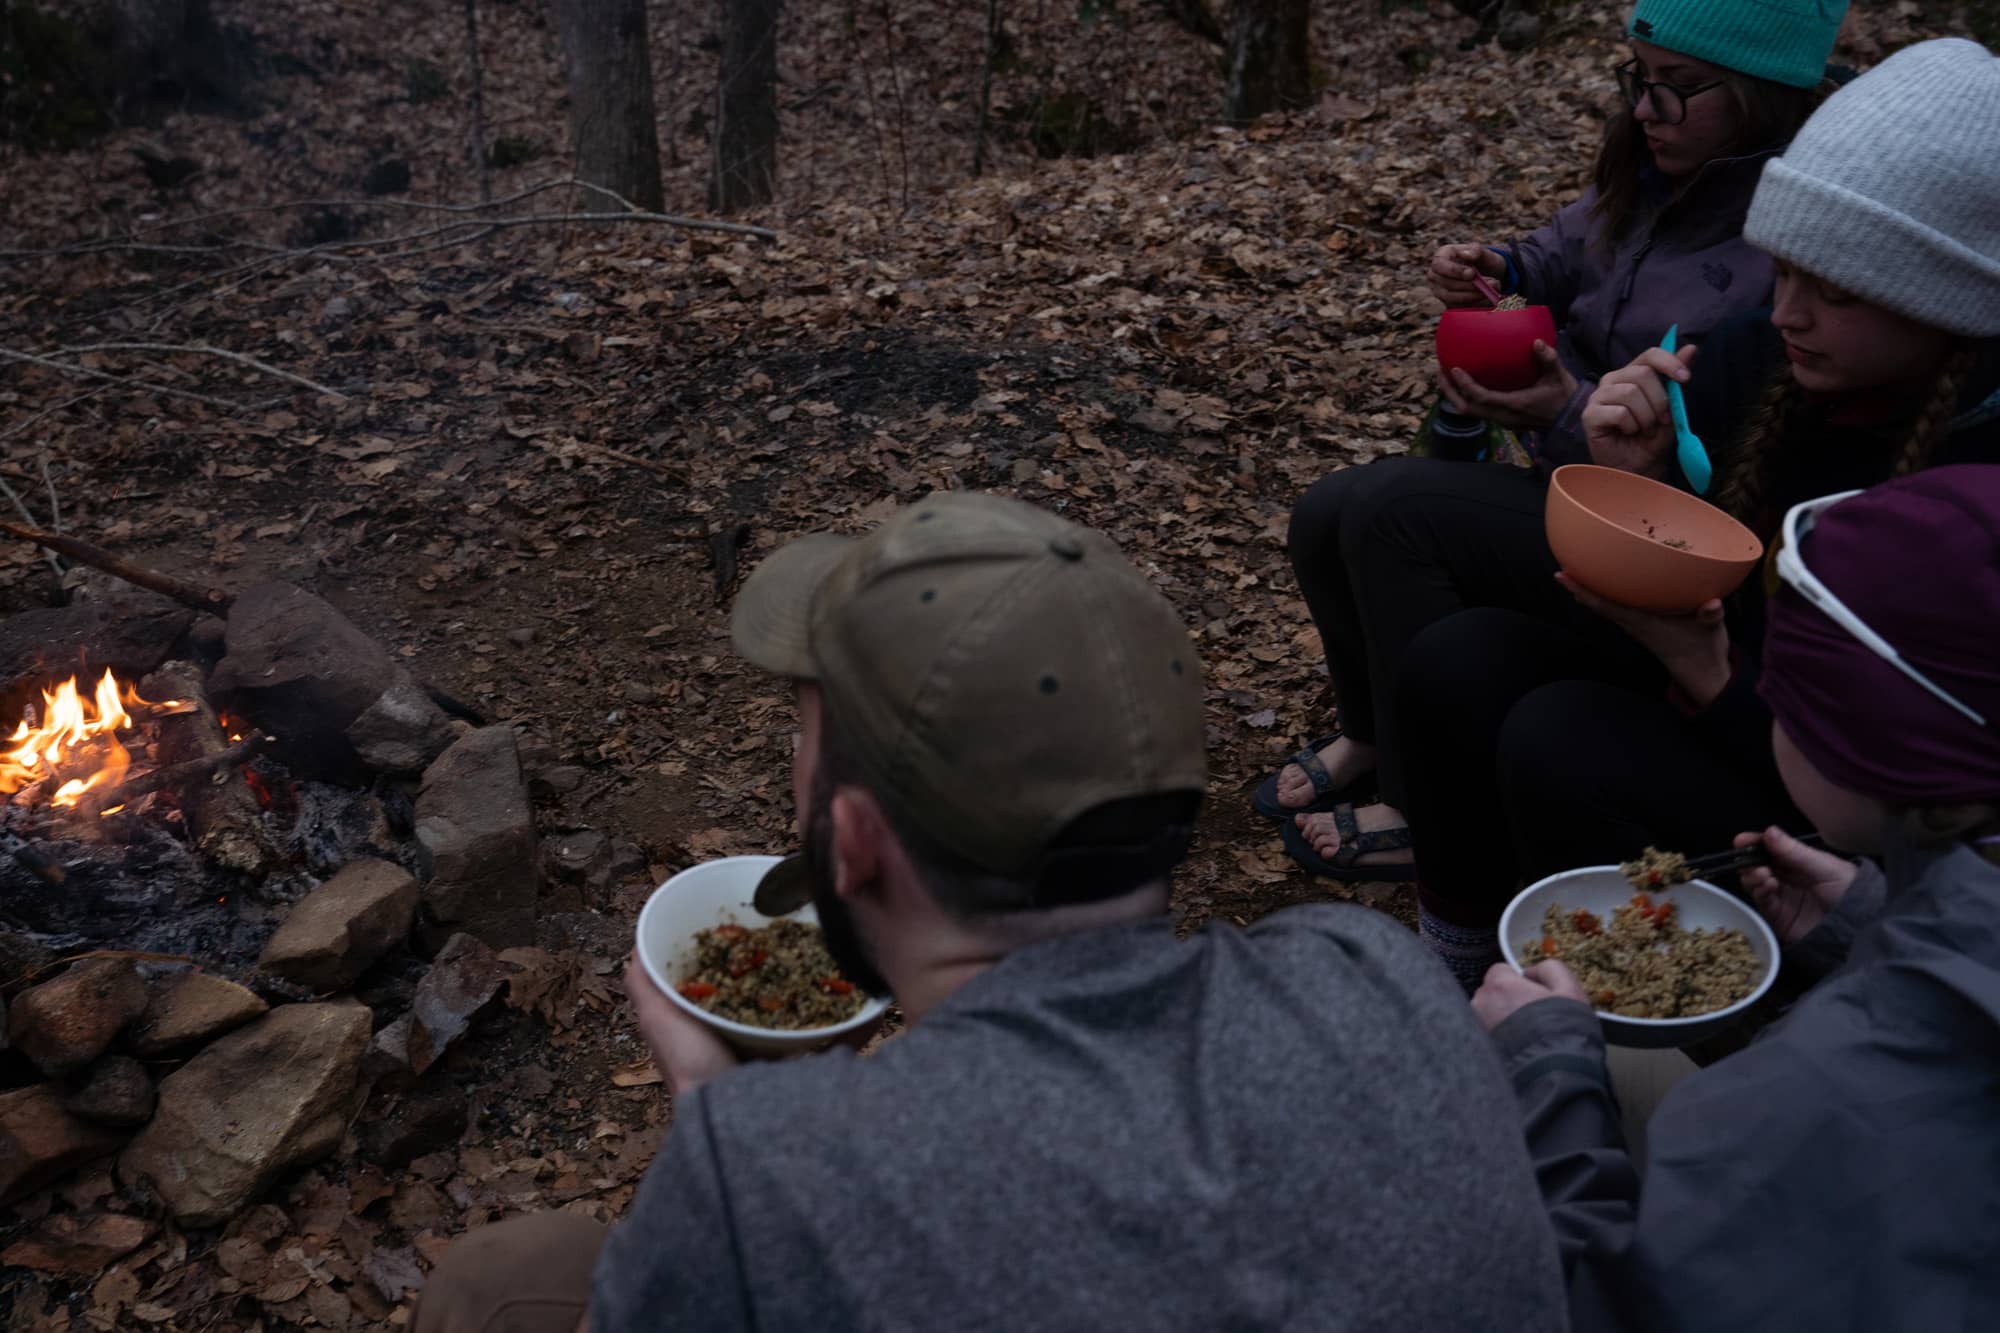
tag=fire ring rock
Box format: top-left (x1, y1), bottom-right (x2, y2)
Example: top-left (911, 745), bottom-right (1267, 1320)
top-left (130, 972), bottom-right (270, 1058)
top-left (119, 1000), bottom-right (372, 1227)
top-left (8, 958), bottom-right (149, 1077)
top-left (414, 727), bottom-right (539, 950)
top-left (1, 1085), bottom-right (127, 1205)
top-left (258, 858), bottom-right (420, 991)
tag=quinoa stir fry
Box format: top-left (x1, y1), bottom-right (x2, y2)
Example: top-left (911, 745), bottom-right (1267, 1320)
top-left (1620, 845), bottom-right (1691, 891)
top-left (678, 918), bottom-right (867, 1030)
top-left (1528, 895), bottom-right (1762, 1019)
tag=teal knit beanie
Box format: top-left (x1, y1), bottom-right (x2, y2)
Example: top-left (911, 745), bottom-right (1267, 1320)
top-left (1627, 0), bottom-right (1848, 89)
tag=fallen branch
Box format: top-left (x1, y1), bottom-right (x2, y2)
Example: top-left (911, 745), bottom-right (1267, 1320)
top-left (41, 342), bottom-right (351, 401)
top-left (80, 732), bottom-right (271, 816)
top-left (0, 347), bottom-right (242, 412)
top-left (0, 518), bottom-right (233, 613)
top-left (567, 439), bottom-right (686, 481)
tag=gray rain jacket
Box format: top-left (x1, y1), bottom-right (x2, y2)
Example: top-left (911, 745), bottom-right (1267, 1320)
top-left (1499, 152), bottom-right (1779, 468)
top-left (1490, 834), bottom-right (2000, 1331)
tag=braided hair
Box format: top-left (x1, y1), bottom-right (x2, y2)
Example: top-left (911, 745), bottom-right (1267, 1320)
top-left (1715, 341), bottom-right (1971, 525)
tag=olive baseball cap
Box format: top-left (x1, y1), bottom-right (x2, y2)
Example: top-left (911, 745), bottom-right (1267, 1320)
top-left (731, 492), bottom-right (1207, 886)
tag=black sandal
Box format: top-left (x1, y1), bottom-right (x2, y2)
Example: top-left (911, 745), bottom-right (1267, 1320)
top-left (1251, 732), bottom-right (1372, 822)
top-left (1280, 804), bottom-right (1419, 883)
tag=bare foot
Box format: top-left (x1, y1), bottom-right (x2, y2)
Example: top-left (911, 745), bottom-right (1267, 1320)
top-left (1295, 802), bottom-right (1413, 867)
top-left (1273, 735), bottom-right (1377, 809)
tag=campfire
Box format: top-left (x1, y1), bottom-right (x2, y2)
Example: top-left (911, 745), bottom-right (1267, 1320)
top-left (2, 560), bottom-right (555, 1233)
top-left (2, 669), bottom-right (163, 812)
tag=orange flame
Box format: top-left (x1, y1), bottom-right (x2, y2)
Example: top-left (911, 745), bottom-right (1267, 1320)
top-left (1, 671), bottom-right (150, 808)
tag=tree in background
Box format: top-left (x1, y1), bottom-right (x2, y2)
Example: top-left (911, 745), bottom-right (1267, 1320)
top-left (554, 0), bottom-right (665, 212)
top-left (710, 0), bottom-right (780, 212)
top-left (1224, 0), bottom-right (1311, 126)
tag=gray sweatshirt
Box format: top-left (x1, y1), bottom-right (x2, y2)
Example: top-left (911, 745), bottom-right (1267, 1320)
top-left (1492, 835), bottom-right (2000, 1331)
top-left (593, 903), bottom-right (1566, 1331)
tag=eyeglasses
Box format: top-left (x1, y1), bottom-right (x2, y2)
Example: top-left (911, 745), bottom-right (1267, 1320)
top-left (1764, 491), bottom-right (1988, 726)
top-left (1614, 59), bottom-right (1727, 126)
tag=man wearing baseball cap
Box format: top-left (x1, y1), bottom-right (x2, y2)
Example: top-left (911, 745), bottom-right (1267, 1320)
top-left (419, 492), bottom-right (1562, 1332)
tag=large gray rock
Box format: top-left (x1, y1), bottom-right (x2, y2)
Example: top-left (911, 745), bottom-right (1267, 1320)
top-left (0, 599), bottom-right (193, 707)
top-left (258, 858), bottom-right (418, 990)
top-left (8, 959), bottom-right (148, 1076)
top-left (414, 727), bottom-right (539, 949)
top-left (130, 972), bottom-right (269, 1057)
top-left (407, 934), bottom-right (510, 1076)
top-left (207, 581), bottom-right (419, 769)
top-left (346, 680), bottom-right (457, 773)
top-left (0, 1085), bottom-right (126, 1204)
top-left (120, 1002), bottom-right (371, 1227)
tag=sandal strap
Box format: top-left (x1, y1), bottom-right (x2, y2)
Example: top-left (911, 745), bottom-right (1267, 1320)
top-left (1327, 804), bottom-right (1412, 869)
top-left (1290, 745), bottom-right (1336, 801)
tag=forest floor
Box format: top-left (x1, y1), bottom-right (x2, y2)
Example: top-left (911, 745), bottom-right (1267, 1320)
top-left (0, 0), bottom-right (1974, 1326)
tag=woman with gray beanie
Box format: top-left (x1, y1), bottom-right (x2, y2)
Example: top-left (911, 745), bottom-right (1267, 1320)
top-left (1374, 37), bottom-right (2000, 984)
top-left (1475, 466), bottom-right (2000, 1330)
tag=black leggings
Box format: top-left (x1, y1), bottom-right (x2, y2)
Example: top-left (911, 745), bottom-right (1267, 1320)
top-left (1396, 608), bottom-right (1802, 926)
top-left (1286, 458), bottom-right (1648, 807)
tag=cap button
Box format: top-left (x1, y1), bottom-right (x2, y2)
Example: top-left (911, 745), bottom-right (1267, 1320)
top-left (1048, 536), bottom-right (1084, 561)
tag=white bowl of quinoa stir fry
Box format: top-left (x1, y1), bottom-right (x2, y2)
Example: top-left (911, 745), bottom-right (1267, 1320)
top-left (1498, 864), bottom-right (1780, 1049)
top-left (636, 855), bottom-right (891, 1055)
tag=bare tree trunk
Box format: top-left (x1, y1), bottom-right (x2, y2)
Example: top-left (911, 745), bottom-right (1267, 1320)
top-left (1224, 0), bottom-right (1310, 127)
top-left (971, 0), bottom-right (1001, 177)
top-left (709, 0), bottom-right (780, 212)
top-left (463, 0), bottom-right (491, 202)
top-left (555, 0), bottom-right (665, 212)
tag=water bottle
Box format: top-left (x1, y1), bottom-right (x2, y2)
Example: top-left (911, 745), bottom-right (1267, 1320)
top-left (1429, 401), bottom-right (1490, 462)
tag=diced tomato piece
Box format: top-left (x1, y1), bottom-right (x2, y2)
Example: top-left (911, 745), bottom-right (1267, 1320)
top-left (679, 981), bottom-right (718, 1001)
top-left (712, 924), bottom-right (749, 941)
top-left (726, 949), bottom-right (769, 978)
top-left (1631, 892), bottom-right (1653, 912)
top-left (757, 995), bottom-right (784, 1013)
top-left (1595, 990), bottom-right (1616, 1007)
top-left (822, 977), bottom-right (854, 995)
top-left (1570, 909), bottom-right (1602, 936)
top-left (1541, 936), bottom-right (1558, 957)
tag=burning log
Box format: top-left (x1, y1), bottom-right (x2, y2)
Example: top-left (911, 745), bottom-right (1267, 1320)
top-left (0, 519), bottom-right (232, 615)
top-left (139, 663), bottom-right (280, 876)
top-left (76, 733), bottom-right (270, 820)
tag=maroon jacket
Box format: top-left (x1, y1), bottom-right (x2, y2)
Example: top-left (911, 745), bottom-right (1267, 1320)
top-left (1499, 150), bottom-right (1778, 466)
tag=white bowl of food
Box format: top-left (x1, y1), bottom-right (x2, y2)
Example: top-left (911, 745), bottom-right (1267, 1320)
top-left (1498, 865), bottom-right (1780, 1049)
top-left (635, 855), bottom-right (891, 1056)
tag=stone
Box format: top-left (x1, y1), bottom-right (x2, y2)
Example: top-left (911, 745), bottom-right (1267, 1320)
top-left (414, 728), bottom-right (539, 950)
top-left (1, 1212), bottom-right (154, 1275)
top-left (407, 934), bottom-right (511, 1076)
top-left (528, 763), bottom-right (588, 797)
top-left (0, 599), bottom-right (194, 706)
top-left (259, 858), bottom-right (419, 991)
top-left (0, 1085), bottom-right (125, 1204)
top-left (357, 1072), bottom-right (469, 1169)
top-left (120, 1002), bottom-right (372, 1227)
top-left (362, 1013), bottom-right (416, 1089)
top-left (9, 959), bottom-right (148, 1076)
top-left (346, 679), bottom-right (457, 774)
top-left (130, 972), bottom-right (269, 1057)
top-left (544, 830), bottom-right (609, 884)
top-left (0, 929), bottom-right (56, 989)
top-left (66, 1055), bottom-right (156, 1129)
top-left (207, 581), bottom-right (404, 766)
top-left (506, 627), bottom-right (537, 647)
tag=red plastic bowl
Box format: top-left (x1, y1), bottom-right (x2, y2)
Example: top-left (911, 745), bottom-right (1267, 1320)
top-left (1436, 305), bottom-right (1558, 392)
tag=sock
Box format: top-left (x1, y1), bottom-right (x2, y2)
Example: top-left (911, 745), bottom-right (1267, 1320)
top-left (1418, 905), bottom-right (1501, 993)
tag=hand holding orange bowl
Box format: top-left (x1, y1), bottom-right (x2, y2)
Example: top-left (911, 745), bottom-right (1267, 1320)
top-left (1545, 465), bottom-right (1764, 614)
top-left (1436, 304), bottom-right (1559, 393)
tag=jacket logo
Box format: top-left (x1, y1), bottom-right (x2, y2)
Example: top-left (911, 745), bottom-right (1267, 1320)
top-left (1702, 262), bottom-right (1734, 293)
top-left (1633, 17), bottom-right (1653, 35)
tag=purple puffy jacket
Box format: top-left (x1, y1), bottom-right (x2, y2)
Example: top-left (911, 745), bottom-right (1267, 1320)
top-left (1498, 149), bottom-right (1779, 467)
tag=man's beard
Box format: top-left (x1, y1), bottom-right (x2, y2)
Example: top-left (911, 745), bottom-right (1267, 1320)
top-left (803, 771), bottom-right (892, 998)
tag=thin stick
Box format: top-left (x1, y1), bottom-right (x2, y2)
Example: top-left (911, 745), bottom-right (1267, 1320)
top-left (79, 733), bottom-right (271, 815)
top-left (464, 0), bottom-right (493, 204)
top-left (0, 348), bottom-right (241, 411)
top-left (43, 342), bottom-right (351, 401)
top-left (0, 474), bottom-right (62, 578)
top-left (39, 453), bottom-right (61, 536)
top-left (567, 439), bottom-right (685, 480)
top-left (0, 518), bottom-right (233, 612)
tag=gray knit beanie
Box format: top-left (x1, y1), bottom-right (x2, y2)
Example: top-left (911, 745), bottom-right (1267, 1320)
top-left (1745, 38), bottom-right (2000, 338)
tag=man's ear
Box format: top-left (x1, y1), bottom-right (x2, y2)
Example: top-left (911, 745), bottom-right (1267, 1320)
top-left (828, 786), bottom-right (888, 903)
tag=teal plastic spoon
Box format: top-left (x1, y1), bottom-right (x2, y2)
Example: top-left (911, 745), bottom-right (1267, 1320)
top-left (1660, 324), bottom-right (1711, 495)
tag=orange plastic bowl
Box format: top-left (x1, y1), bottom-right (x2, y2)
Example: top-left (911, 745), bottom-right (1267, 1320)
top-left (1436, 305), bottom-right (1558, 392)
top-left (1545, 465), bottom-right (1764, 613)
